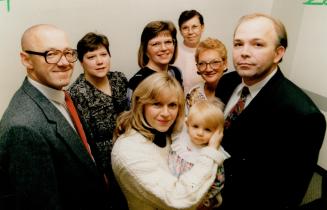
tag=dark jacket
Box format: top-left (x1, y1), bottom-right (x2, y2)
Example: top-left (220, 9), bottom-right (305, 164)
top-left (216, 69), bottom-right (326, 209)
top-left (128, 66), bottom-right (183, 91)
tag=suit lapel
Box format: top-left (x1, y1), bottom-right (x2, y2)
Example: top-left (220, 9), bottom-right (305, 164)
top-left (243, 69), bottom-right (284, 112)
top-left (217, 69), bottom-right (286, 130)
top-left (21, 78), bottom-right (97, 173)
top-left (216, 71), bottom-right (242, 105)
top-left (230, 69), bottom-right (285, 124)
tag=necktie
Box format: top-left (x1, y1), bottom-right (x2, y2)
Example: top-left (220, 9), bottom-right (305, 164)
top-left (64, 91), bottom-right (93, 158)
top-left (64, 92), bottom-right (109, 188)
top-left (224, 86), bottom-right (250, 129)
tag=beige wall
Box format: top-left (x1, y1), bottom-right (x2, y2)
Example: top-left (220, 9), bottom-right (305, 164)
top-left (0, 0), bottom-right (273, 117)
top-left (271, 0), bottom-right (327, 169)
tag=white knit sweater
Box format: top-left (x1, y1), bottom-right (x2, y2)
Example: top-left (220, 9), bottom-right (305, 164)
top-left (111, 129), bottom-right (224, 210)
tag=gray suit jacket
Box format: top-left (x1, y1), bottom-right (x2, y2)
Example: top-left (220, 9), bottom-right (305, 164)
top-left (0, 78), bottom-right (109, 210)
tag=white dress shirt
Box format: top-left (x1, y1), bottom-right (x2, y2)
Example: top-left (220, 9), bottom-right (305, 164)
top-left (224, 69), bottom-right (278, 118)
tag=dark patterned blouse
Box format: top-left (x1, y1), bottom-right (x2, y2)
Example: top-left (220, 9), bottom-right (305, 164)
top-left (68, 71), bottom-right (128, 176)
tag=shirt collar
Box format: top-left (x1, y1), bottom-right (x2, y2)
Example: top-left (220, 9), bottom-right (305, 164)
top-left (27, 77), bottom-right (65, 105)
top-left (240, 67), bottom-right (278, 98)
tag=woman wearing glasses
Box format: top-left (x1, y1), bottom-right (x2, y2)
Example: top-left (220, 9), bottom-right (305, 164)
top-left (174, 10), bottom-right (205, 93)
top-left (127, 21), bottom-right (183, 104)
top-left (186, 37), bottom-right (228, 110)
top-left (68, 32), bottom-right (128, 209)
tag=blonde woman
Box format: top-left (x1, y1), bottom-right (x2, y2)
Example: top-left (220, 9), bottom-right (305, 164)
top-left (112, 72), bottom-right (224, 210)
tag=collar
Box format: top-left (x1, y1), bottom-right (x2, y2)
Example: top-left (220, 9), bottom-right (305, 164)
top-left (239, 67), bottom-right (278, 98)
top-left (148, 128), bottom-right (167, 148)
top-left (27, 77), bottom-right (65, 105)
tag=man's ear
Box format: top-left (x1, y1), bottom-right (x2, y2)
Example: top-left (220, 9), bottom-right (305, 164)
top-left (20, 51), bottom-right (33, 69)
top-left (274, 46), bottom-right (286, 63)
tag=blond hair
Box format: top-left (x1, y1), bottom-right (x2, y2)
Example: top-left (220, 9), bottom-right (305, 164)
top-left (114, 72), bottom-right (185, 141)
top-left (195, 37), bottom-right (227, 63)
top-left (187, 98), bottom-right (225, 132)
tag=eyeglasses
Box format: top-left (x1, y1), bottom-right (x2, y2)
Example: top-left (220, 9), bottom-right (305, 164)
top-left (25, 49), bottom-right (78, 64)
top-left (181, 24), bottom-right (201, 33)
top-left (196, 60), bottom-right (223, 71)
top-left (148, 40), bottom-right (175, 50)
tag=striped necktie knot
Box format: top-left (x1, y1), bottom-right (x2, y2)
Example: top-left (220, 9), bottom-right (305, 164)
top-left (224, 86), bottom-right (250, 129)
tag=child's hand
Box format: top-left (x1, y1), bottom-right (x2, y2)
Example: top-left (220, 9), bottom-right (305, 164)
top-left (196, 198), bottom-right (215, 210)
top-left (208, 129), bottom-right (223, 149)
top-left (196, 203), bottom-right (213, 210)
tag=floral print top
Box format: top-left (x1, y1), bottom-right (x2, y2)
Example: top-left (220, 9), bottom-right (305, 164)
top-left (68, 71), bottom-right (128, 176)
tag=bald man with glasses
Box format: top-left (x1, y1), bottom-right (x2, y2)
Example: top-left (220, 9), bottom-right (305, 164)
top-left (0, 24), bottom-right (110, 210)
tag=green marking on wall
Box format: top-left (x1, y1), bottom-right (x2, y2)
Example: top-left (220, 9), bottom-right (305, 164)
top-left (304, 0), bottom-right (327, 5)
top-left (0, 0), bottom-right (10, 12)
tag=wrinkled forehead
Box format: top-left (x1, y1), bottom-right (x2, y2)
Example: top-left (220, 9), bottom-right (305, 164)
top-left (234, 17), bottom-right (277, 41)
top-left (22, 25), bottom-right (70, 51)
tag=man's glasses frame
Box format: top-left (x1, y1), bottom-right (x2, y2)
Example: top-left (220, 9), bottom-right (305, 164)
top-left (25, 49), bottom-right (78, 64)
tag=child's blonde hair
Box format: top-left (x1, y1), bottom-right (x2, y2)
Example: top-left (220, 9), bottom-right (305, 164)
top-left (187, 98), bottom-right (225, 132)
